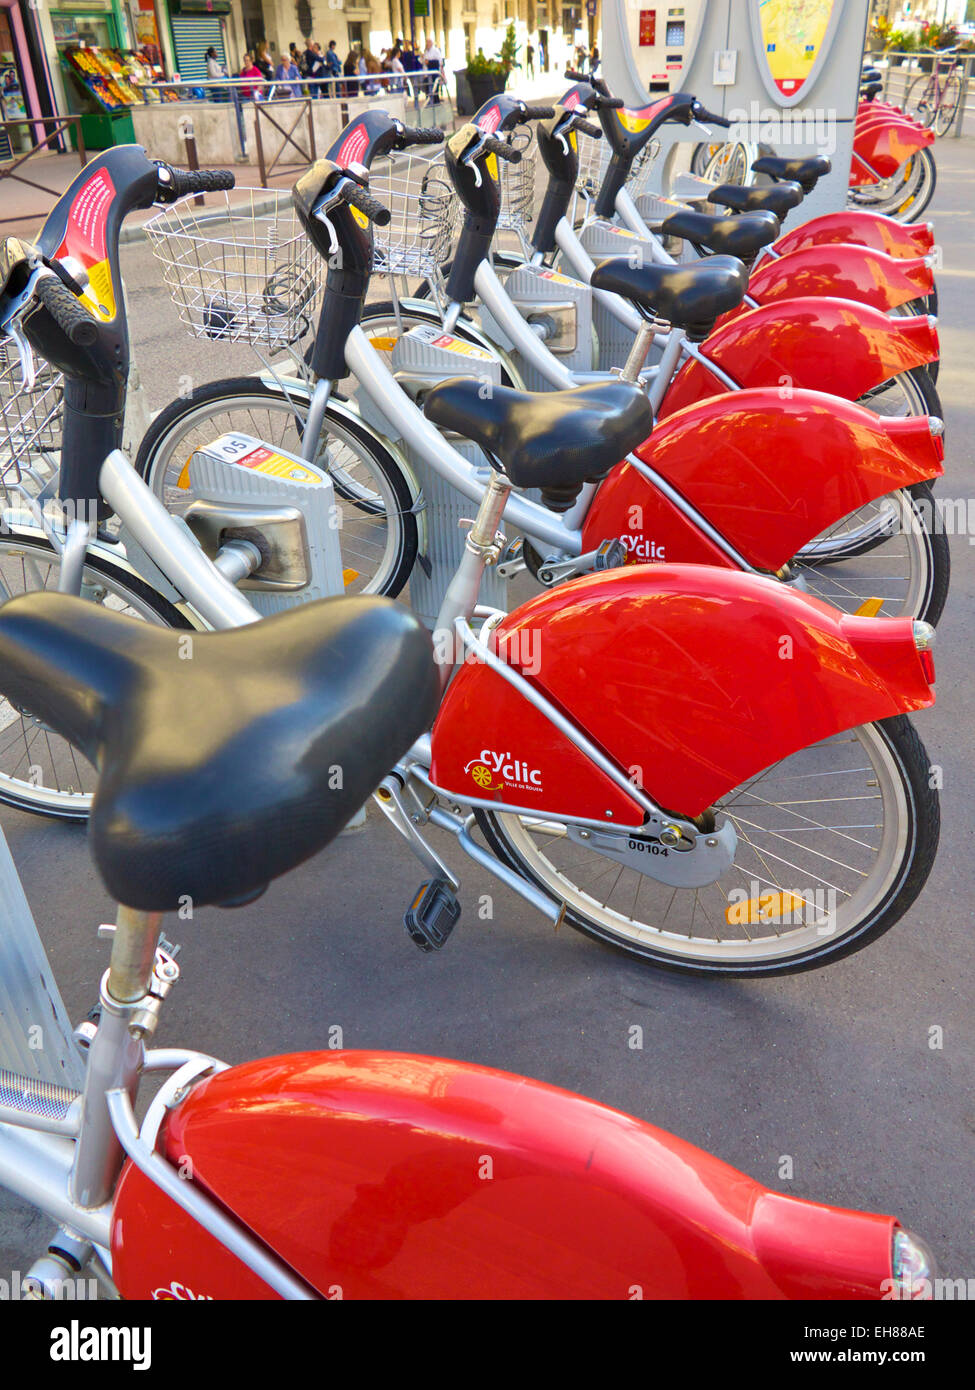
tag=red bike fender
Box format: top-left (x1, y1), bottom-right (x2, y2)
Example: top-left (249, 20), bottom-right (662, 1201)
top-left (430, 566), bottom-right (935, 822)
top-left (583, 389), bottom-right (943, 574)
top-left (773, 211), bottom-right (934, 260)
top-left (111, 1049), bottom-right (898, 1299)
top-left (718, 244), bottom-right (933, 325)
top-left (659, 297), bottom-right (939, 419)
top-left (853, 119), bottom-right (934, 182)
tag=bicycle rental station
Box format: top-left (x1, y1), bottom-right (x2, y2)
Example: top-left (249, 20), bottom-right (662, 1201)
top-left (0, 0), bottom-right (972, 1343)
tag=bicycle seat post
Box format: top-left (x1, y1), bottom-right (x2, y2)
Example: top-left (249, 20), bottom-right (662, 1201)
top-left (107, 904), bottom-right (163, 1004)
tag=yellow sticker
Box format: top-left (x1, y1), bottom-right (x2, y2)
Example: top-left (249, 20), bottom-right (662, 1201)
top-left (350, 206), bottom-right (369, 230)
top-left (617, 110), bottom-right (652, 135)
top-left (85, 259), bottom-right (116, 321)
top-left (725, 891), bottom-right (810, 927)
top-left (569, 131), bottom-right (578, 152)
top-left (430, 332), bottom-right (493, 361)
top-left (855, 597), bottom-right (885, 617)
top-left (485, 152), bottom-right (499, 183)
top-left (242, 449), bottom-right (322, 485)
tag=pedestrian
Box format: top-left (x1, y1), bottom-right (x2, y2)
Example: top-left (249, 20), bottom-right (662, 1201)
top-left (590, 44), bottom-right (600, 76)
top-left (290, 42), bottom-right (306, 76)
top-left (274, 52), bottom-right (301, 99)
top-left (423, 35), bottom-right (443, 104)
top-left (389, 43), bottom-right (405, 93)
top-left (343, 48), bottom-right (359, 97)
top-left (254, 40), bottom-right (273, 87)
top-left (323, 38), bottom-right (342, 96)
top-left (239, 51), bottom-right (262, 101)
top-left (526, 41), bottom-right (535, 79)
top-left (306, 40), bottom-right (325, 96)
top-left (204, 45), bottom-right (227, 101)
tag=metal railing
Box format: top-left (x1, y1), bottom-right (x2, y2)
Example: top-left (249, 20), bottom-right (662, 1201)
top-left (0, 116), bottom-right (87, 225)
top-left (868, 51), bottom-right (975, 137)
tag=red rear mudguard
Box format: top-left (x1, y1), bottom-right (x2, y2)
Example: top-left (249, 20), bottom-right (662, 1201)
top-left (659, 297), bottom-right (939, 419)
top-left (773, 212), bottom-right (934, 261)
top-left (430, 566), bottom-right (934, 823)
top-left (851, 117), bottom-right (934, 184)
top-left (582, 388), bottom-right (943, 574)
top-left (111, 1050), bottom-right (900, 1300)
top-left (719, 243), bottom-right (933, 324)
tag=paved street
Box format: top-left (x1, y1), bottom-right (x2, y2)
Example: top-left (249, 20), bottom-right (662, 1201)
top-left (1, 134), bottom-right (973, 1282)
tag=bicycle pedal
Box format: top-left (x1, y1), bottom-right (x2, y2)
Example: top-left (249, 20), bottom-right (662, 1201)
top-left (404, 878), bottom-right (461, 952)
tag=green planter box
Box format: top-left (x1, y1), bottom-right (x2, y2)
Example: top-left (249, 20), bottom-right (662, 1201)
top-left (69, 109), bottom-right (137, 152)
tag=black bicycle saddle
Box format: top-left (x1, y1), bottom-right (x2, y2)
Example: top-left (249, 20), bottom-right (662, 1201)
top-left (0, 593), bottom-right (438, 912)
top-left (590, 255), bottom-right (749, 339)
top-left (709, 181), bottom-right (804, 219)
top-left (661, 209), bottom-right (780, 267)
top-left (423, 378), bottom-right (652, 492)
top-left (751, 155), bottom-right (831, 193)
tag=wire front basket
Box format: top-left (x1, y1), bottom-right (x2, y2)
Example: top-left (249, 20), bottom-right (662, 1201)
top-left (576, 132), bottom-right (609, 200)
top-left (0, 341), bottom-right (63, 492)
top-left (146, 189), bottom-right (321, 348)
top-left (497, 129), bottom-right (535, 233)
top-left (370, 151), bottom-right (457, 279)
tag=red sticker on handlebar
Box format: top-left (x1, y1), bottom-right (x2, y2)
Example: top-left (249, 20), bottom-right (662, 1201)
top-left (335, 123), bottom-right (369, 168)
top-left (55, 167), bottom-right (116, 267)
top-left (475, 105), bottom-right (502, 135)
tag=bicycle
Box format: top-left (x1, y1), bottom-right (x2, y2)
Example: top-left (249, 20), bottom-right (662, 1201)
top-left (0, 210), bottom-right (943, 975)
top-left (904, 49), bottom-right (963, 138)
top-left (0, 586), bottom-right (938, 1298)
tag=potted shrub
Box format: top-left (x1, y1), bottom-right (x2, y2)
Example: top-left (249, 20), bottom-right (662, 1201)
top-left (886, 29), bottom-right (917, 67)
top-left (459, 22), bottom-right (517, 113)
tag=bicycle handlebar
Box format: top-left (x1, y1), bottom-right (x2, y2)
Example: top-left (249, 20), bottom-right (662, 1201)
top-left (691, 102), bottom-right (731, 128)
top-left (343, 181), bottom-right (392, 226)
top-left (519, 104), bottom-right (556, 121)
top-left (397, 125), bottom-right (445, 147)
top-left (574, 118), bottom-right (602, 139)
top-left (482, 136), bottom-right (522, 164)
top-left (155, 164), bottom-right (235, 204)
top-left (34, 273), bottom-right (99, 347)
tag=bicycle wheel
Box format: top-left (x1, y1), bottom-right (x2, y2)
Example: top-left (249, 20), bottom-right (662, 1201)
top-left (848, 148), bottom-right (936, 223)
top-left (0, 528), bottom-right (192, 819)
top-left (933, 73), bottom-right (962, 136)
top-left (702, 141), bottom-right (750, 187)
top-left (476, 715), bottom-right (938, 975)
top-left (789, 482), bottom-right (949, 627)
top-left (903, 73), bottom-right (937, 127)
top-left (134, 378), bottom-right (418, 598)
top-left (857, 363), bottom-right (942, 423)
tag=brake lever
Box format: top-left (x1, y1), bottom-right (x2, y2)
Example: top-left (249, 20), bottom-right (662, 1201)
top-left (3, 320), bottom-right (36, 393)
top-left (312, 204), bottom-right (340, 258)
top-left (693, 119), bottom-right (713, 137)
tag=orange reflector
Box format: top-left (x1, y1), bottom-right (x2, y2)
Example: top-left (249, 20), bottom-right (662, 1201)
top-left (725, 891), bottom-right (809, 927)
top-left (176, 457), bottom-right (193, 490)
top-left (342, 568), bottom-right (359, 587)
top-left (855, 597), bottom-right (885, 617)
top-left (369, 336), bottom-right (397, 351)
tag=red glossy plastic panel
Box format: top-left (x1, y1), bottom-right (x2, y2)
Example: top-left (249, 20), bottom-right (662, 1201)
top-left (659, 298), bottom-right (938, 419)
top-left (583, 389), bottom-right (942, 574)
top-left (773, 211), bottom-right (934, 260)
top-left (851, 117), bottom-right (934, 184)
top-left (432, 565), bottom-right (935, 820)
top-left (112, 1051), bottom-right (897, 1300)
top-left (727, 245), bottom-right (933, 321)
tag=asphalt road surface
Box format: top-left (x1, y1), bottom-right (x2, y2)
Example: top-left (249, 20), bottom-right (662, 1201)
top-left (1, 139), bottom-right (973, 1284)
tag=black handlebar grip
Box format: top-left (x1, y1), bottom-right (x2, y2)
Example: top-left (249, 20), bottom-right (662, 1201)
top-left (520, 104), bottom-right (556, 121)
top-left (698, 110), bottom-right (732, 128)
top-left (167, 166), bottom-right (236, 199)
top-left (575, 119), bottom-right (602, 138)
top-left (599, 96), bottom-right (625, 109)
top-left (398, 125), bottom-right (445, 146)
top-left (35, 274), bottom-right (99, 347)
top-left (343, 182), bottom-right (392, 226)
top-left (483, 137), bottom-right (522, 164)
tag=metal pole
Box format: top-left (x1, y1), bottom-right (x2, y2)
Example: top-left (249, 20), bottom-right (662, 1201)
top-left (953, 56), bottom-right (970, 138)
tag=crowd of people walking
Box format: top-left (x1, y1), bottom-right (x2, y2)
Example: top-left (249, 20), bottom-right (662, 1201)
top-left (231, 35), bottom-right (445, 102)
